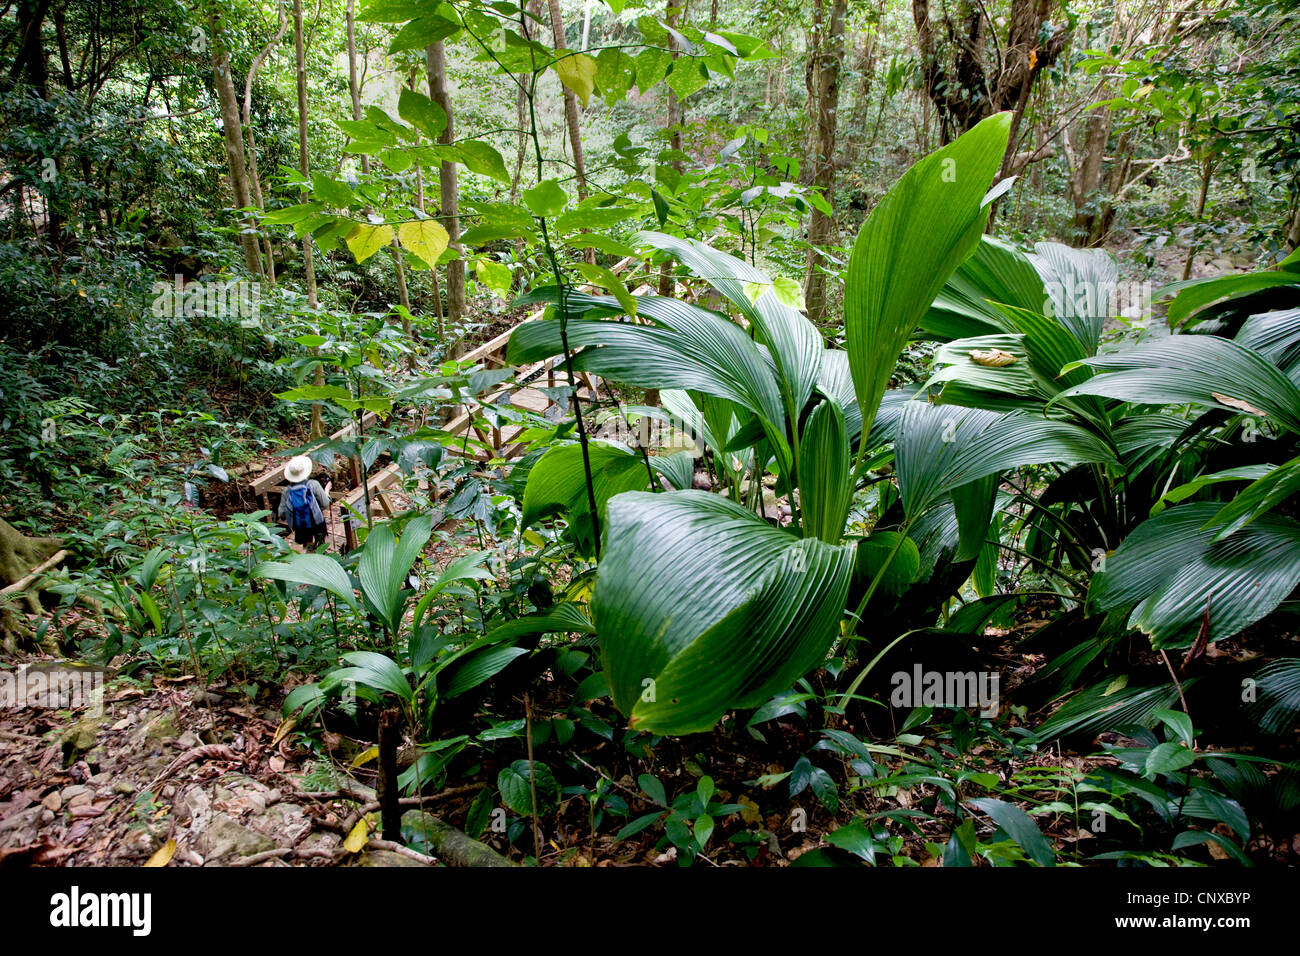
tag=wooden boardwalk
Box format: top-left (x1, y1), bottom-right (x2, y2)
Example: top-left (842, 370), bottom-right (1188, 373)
top-left (249, 256), bottom-right (648, 552)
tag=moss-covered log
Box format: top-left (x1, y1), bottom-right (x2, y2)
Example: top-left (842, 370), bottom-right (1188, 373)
top-left (401, 810), bottom-right (517, 867)
top-left (0, 517), bottom-right (63, 653)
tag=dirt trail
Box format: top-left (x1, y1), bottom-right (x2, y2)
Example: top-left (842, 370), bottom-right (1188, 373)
top-left (0, 676), bottom-right (434, 867)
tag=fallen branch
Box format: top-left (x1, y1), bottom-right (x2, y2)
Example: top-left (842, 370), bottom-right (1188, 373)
top-left (146, 744), bottom-right (241, 791)
top-left (400, 811), bottom-right (517, 867)
top-left (0, 549), bottom-right (68, 596)
top-left (367, 837), bottom-right (439, 866)
top-left (229, 847), bottom-right (292, 867)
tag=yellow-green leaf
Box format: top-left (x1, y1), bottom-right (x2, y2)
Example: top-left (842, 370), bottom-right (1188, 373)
top-left (343, 817), bottom-right (371, 853)
top-left (576, 262), bottom-right (637, 317)
top-left (476, 259), bottom-right (512, 296)
top-left (350, 745), bottom-right (380, 768)
top-left (143, 839), bottom-right (176, 868)
top-left (346, 223), bottom-right (395, 264)
top-left (772, 276), bottom-right (805, 311)
top-left (398, 219), bottom-right (449, 268)
top-left (555, 51), bottom-right (598, 108)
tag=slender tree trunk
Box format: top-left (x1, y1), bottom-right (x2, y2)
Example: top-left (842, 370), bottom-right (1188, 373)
top-left (293, 0), bottom-right (323, 437)
top-left (413, 157), bottom-right (446, 339)
top-left (1182, 156), bottom-right (1215, 279)
top-left (803, 0), bottom-right (846, 323)
top-left (346, 0), bottom-right (413, 342)
top-left (211, 14), bottom-right (263, 276)
top-left (511, 0), bottom-right (544, 205)
top-left (426, 41), bottom-right (466, 323)
top-left (1067, 107), bottom-right (1112, 247)
top-left (801, 0), bottom-right (824, 188)
top-left (243, 2), bottom-right (288, 284)
top-left (658, 0), bottom-right (685, 295)
top-left (849, 26), bottom-right (877, 164)
top-left (546, 0), bottom-right (590, 201)
top-left (8, 0), bottom-right (51, 99)
top-left (1287, 193), bottom-right (1300, 251)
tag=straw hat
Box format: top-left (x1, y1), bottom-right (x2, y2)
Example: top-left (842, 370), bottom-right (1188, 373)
top-left (284, 455), bottom-right (313, 484)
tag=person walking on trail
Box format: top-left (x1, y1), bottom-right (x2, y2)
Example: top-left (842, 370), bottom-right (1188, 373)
top-left (279, 455), bottom-right (332, 549)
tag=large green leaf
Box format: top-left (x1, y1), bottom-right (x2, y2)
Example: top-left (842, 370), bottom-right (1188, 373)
top-left (594, 491), bottom-right (855, 734)
top-left (1236, 308), bottom-right (1300, 382)
top-left (1090, 503), bottom-right (1300, 647)
top-left (358, 514), bottom-right (432, 634)
top-left (894, 402), bottom-right (1117, 518)
top-left (1206, 455), bottom-right (1300, 538)
top-left (478, 603), bottom-right (595, 644)
top-left (850, 531), bottom-right (922, 606)
top-left (1163, 271), bottom-right (1300, 327)
top-left (331, 651), bottom-right (413, 704)
top-left (633, 231), bottom-right (824, 417)
top-left (1033, 679), bottom-right (1188, 741)
top-left (253, 554), bottom-right (358, 611)
top-left (923, 235), bottom-right (1048, 340)
top-left (1248, 658), bottom-right (1300, 734)
top-left (1026, 241), bottom-right (1117, 354)
top-left (444, 645), bottom-right (530, 698)
top-left (927, 333), bottom-right (1052, 406)
top-left (1059, 336), bottom-right (1300, 434)
top-left (509, 293), bottom-right (789, 462)
top-left (845, 112), bottom-right (1011, 448)
top-left (1151, 464), bottom-right (1276, 515)
top-left (520, 440), bottom-right (650, 554)
top-left (967, 797), bottom-right (1056, 866)
top-left (799, 400), bottom-right (852, 543)
top-left (814, 349), bottom-right (863, 441)
top-left (521, 440), bottom-right (645, 528)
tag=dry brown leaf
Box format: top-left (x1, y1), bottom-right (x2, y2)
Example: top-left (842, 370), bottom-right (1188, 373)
top-left (1211, 393), bottom-right (1266, 416)
top-left (970, 348), bottom-right (1018, 367)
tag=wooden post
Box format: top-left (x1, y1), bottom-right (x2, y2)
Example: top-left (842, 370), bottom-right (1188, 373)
top-left (342, 511), bottom-right (356, 553)
top-left (377, 708), bottom-right (403, 841)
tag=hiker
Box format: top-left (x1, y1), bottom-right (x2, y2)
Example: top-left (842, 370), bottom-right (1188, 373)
top-left (279, 455), bottom-right (332, 549)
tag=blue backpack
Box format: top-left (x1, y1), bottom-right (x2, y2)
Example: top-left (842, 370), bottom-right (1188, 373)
top-left (286, 482), bottom-right (323, 529)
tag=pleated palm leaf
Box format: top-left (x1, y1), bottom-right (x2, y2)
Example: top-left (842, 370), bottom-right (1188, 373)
top-left (509, 114), bottom-right (1125, 734)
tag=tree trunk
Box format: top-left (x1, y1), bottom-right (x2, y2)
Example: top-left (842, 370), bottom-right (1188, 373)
top-left (211, 15), bottom-right (263, 276)
top-left (243, 3), bottom-right (289, 283)
top-left (913, 0), bottom-right (1068, 139)
top-left (1182, 156), bottom-right (1215, 279)
top-left (1067, 107), bottom-right (1112, 247)
top-left (345, 0), bottom-right (413, 344)
top-left (802, 0), bottom-right (824, 187)
top-left (0, 518), bottom-right (61, 652)
top-left (512, 0), bottom-right (544, 206)
top-left (658, 0), bottom-right (686, 295)
top-left (426, 41), bottom-right (466, 323)
top-left (803, 0), bottom-right (846, 323)
top-left (8, 0), bottom-right (51, 99)
top-left (546, 0), bottom-right (590, 201)
top-left (293, 0), bottom-right (324, 437)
